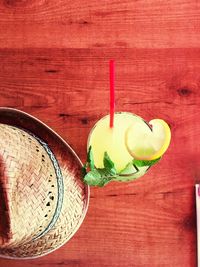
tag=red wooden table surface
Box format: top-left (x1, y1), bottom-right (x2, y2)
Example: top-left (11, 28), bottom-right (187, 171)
top-left (0, 1), bottom-right (200, 267)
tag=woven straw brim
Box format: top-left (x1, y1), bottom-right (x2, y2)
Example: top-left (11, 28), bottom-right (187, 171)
top-left (0, 108), bottom-right (89, 258)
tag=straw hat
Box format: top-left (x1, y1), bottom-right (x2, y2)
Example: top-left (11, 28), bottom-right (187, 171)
top-left (0, 108), bottom-right (89, 259)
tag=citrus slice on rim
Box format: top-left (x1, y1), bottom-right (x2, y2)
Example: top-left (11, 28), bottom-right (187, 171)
top-left (125, 119), bottom-right (171, 160)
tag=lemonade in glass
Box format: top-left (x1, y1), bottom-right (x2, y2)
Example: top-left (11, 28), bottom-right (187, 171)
top-left (82, 60), bottom-right (171, 187)
top-left (83, 112), bottom-right (171, 186)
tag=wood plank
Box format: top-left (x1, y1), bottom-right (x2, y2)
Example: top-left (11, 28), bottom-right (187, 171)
top-left (0, 48), bottom-right (198, 266)
top-left (0, 0), bottom-right (200, 48)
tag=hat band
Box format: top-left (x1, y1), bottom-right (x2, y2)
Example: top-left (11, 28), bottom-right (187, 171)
top-left (28, 133), bottom-right (64, 241)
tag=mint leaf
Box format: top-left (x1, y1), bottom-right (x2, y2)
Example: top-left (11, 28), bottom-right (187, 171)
top-left (84, 169), bottom-right (102, 186)
top-left (133, 157), bottom-right (161, 167)
top-left (83, 148), bottom-right (117, 187)
top-left (84, 168), bottom-right (115, 187)
top-left (97, 168), bottom-right (116, 186)
top-left (87, 146), bottom-right (95, 170)
top-left (103, 152), bottom-right (114, 169)
top-left (103, 152), bottom-right (117, 175)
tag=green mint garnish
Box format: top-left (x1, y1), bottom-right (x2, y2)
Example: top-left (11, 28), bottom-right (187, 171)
top-left (84, 168), bottom-right (115, 187)
top-left (87, 146), bottom-right (95, 170)
top-left (82, 146), bottom-right (161, 187)
top-left (83, 147), bottom-right (117, 187)
top-left (103, 152), bottom-right (116, 175)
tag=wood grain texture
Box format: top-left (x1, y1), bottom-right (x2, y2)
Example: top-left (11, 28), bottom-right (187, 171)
top-left (0, 48), bottom-right (198, 266)
top-left (0, 0), bottom-right (200, 48)
top-left (0, 0), bottom-right (200, 266)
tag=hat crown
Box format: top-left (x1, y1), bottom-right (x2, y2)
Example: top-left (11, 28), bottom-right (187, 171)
top-left (0, 124), bottom-right (58, 247)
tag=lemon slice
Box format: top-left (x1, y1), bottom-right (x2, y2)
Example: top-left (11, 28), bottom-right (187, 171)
top-left (125, 119), bottom-right (171, 160)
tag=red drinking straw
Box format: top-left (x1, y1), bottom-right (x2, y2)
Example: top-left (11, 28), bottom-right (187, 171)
top-left (109, 60), bottom-right (115, 128)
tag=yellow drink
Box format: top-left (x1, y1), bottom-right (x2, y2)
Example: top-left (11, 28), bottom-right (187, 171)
top-left (84, 61), bottom-right (171, 186)
top-left (88, 112), bottom-right (150, 181)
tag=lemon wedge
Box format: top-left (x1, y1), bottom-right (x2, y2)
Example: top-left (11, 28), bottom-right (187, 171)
top-left (125, 119), bottom-right (171, 160)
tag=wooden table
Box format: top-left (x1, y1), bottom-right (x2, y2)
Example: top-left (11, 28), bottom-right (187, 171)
top-left (0, 1), bottom-right (199, 266)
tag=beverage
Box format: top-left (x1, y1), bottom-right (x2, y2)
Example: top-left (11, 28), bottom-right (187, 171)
top-left (83, 112), bottom-right (171, 186)
top-left (82, 60), bottom-right (171, 187)
top-left (88, 112), bottom-right (150, 181)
